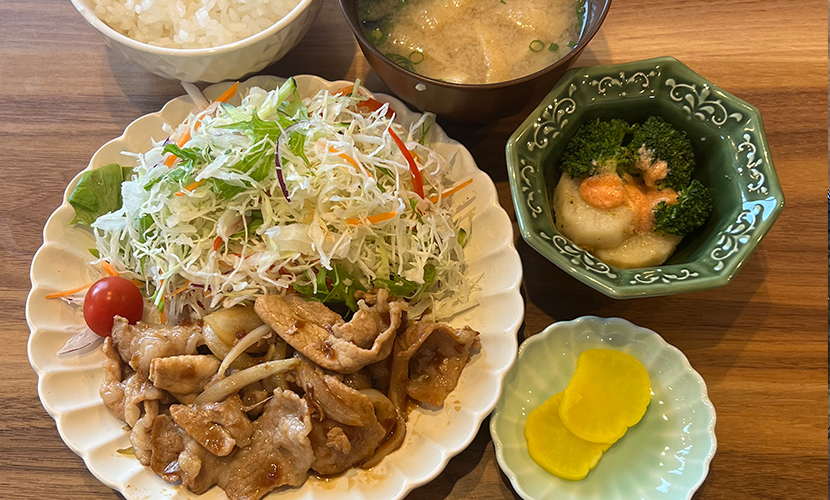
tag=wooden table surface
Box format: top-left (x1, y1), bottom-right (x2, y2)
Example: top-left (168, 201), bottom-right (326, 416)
top-left (1, 1), bottom-right (827, 499)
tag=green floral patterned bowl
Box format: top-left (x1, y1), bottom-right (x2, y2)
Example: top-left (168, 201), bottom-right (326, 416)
top-left (490, 317), bottom-right (716, 500)
top-left (506, 56), bottom-right (784, 298)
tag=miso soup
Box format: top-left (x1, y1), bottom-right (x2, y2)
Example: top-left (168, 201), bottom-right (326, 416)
top-left (359, 0), bottom-right (586, 84)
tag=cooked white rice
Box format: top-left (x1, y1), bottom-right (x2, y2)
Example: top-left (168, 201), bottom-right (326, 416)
top-left (92, 0), bottom-right (301, 49)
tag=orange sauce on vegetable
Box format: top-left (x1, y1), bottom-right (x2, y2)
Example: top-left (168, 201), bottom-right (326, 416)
top-left (578, 174), bottom-right (625, 209)
top-left (580, 173), bottom-right (677, 234)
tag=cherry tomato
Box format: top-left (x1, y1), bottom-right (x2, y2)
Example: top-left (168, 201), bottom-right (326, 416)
top-left (83, 276), bottom-right (144, 337)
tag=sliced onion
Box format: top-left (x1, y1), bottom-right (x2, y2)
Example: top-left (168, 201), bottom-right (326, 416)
top-left (362, 408), bottom-right (406, 469)
top-left (360, 388), bottom-right (397, 434)
top-left (263, 339), bottom-right (289, 390)
top-left (242, 395), bottom-right (274, 413)
top-left (202, 324), bottom-right (255, 369)
top-left (203, 306), bottom-right (264, 346)
top-left (275, 150), bottom-right (290, 201)
top-left (195, 358), bottom-right (299, 404)
top-left (58, 327), bottom-right (104, 356)
top-left (181, 81), bottom-right (209, 109)
top-left (387, 338), bottom-right (411, 410)
top-left (362, 334), bottom-right (411, 469)
top-left (216, 324), bottom-right (272, 379)
top-left (59, 294), bottom-right (86, 308)
top-left (148, 137), bottom-right (172, 170)
top-left (202, 324), bottom-right (231, 358)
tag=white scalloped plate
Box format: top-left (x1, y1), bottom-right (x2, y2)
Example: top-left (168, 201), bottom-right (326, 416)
top-left (26, 75), bottom-right (523, 500)
top-left (490, 317), bottom-right (716, 500)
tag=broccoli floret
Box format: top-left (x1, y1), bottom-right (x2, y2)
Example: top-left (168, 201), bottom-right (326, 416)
top-left (560, 118), bottom-right (634, 178)
top-left (629, 116), bottom-right (695, 191)
top-left (653, 180), bottom-right (713, 236)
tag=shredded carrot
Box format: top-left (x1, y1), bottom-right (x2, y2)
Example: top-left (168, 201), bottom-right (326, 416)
top-left (328, 147), bottom-right (373, 178)
top-left (215, 81), bottom-right (239, 104)
top-left (174, 180), bottom-right (204, 196)
top-left (169, 282), bottom-right (190, 297)
top-left (345, 179), bottom-right (474, 227)
top-left (334, 85), bottom-right (360, 97)
top-left (164, 82), bottom-right (239, 168)
top-left (160, 309), bottom-right (167, 324)
top-left (101, 261), bottom-right (119, 277)
top-left (429, 178), bottom-right (474, 204)
top-left (45, 265), bottom-right (145, 299)
top-left (164, 129), bottom-right (192, 168)
top-left (44, 281), bottom-right (95, 299)
top-left (328, 147), bottom-right (359, 168)
top-left (346, 210), bottom-right (397, 226)
top-left (213, 236), bottom-right (223, 252)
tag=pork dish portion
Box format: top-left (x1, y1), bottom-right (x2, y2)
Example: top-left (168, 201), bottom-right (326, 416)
top-left (100, 289), bottom-right (480, 500)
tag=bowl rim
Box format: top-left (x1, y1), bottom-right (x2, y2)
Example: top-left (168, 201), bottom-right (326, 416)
top-left (490, 316), bottom-right (717, 500)
top-left (505, 55), bottom-right (786, 298)
top-left (69, 0), bottom-right (318, 56)
top-left (337, 0), bottom-right (613, 89)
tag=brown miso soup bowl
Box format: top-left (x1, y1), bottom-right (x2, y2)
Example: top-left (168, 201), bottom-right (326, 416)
top-left (338, 0), bottom-right (612, 123)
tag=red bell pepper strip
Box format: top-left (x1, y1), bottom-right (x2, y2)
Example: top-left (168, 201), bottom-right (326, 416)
top-left (334, 85), bottom-right (395, 118)
top-left (388, 128), bottom-right (424, 198)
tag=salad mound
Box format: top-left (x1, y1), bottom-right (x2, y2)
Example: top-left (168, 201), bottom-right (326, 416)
top-left (69, 79), bottom-right (475, 323)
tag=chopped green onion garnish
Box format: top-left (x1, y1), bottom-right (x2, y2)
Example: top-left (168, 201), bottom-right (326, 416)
top-left (368, 28), bottom-right (385, 47)
top-left (529, 40), bottom-right (544, 52)
top-left (409, 50), bottom-right (425, 64)
top-left (567, 40), bottom-right (577, 48)
top-left (549, 43), bottom-right (559, 52)
top-left (386, 53), bottom-right (417, 73)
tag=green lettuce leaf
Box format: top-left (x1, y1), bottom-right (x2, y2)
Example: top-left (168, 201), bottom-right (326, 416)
top-left (217, 109), bottom-right (291, 143)
top-left (293, 264), bottom-right (367, 312)
top-left (374, 263), bottom-right (436, 300)
top-left (69, 163), bottom-right (131, 225)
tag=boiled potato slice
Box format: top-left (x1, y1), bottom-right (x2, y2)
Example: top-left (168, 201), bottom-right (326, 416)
top-left (553, 173), bottom-right (634, 250)
top-left (593, 231), bottom-right (683, 269)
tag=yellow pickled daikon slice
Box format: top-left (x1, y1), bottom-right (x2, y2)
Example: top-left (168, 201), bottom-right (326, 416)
top-left (524, 391), bottom-right (612, 481)
top-left (559, 349), bottom-right (651, 443)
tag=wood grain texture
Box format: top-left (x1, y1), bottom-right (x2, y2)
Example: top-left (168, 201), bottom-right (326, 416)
top-left (0, 0), bottom-right (826, 499)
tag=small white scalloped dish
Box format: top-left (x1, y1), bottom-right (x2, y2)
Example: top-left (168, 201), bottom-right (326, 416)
top-left (26, 75), bottom-right (523, 500)
top-left (490, 317), bottom-right (716, 500)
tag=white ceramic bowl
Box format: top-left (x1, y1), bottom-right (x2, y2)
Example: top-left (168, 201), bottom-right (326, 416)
top-left (70, 0), bottom-right (324, 82)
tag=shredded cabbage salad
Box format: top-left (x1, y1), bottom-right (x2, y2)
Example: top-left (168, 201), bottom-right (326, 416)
top-left (90, 79), bottom-right (475, 322)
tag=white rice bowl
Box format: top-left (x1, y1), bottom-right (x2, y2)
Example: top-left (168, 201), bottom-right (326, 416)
top-left (91, 0), bottom-right (302, 49)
